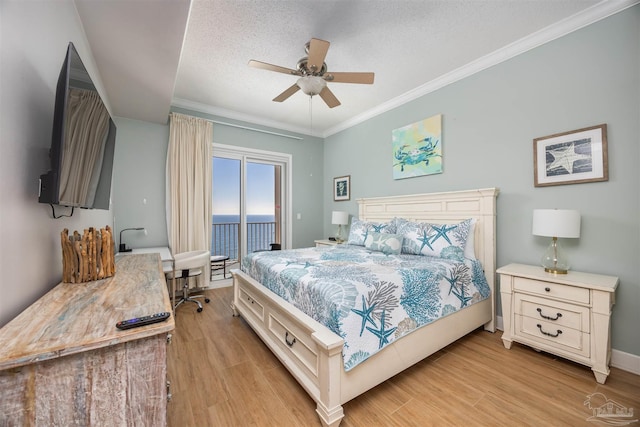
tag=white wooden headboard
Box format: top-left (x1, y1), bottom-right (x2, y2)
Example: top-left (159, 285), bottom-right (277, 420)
top-left (357, 187), bottom-right (499, 314)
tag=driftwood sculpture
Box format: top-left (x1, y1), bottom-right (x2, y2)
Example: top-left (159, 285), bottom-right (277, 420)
top-left (61, 226), bottom-right (115, 283)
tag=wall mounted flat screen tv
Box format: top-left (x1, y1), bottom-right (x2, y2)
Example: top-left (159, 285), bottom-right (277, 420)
top-left (39, 42), bottom-right (116, 210)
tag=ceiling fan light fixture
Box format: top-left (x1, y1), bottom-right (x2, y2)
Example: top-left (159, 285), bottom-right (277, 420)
top-left (297, 76), bottom-right (326, 96)
top-left (249, 38), bottom-right (374, 107)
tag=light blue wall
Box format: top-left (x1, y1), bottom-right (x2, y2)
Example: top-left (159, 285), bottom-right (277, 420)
top-left (112, 109), bottom-right (325, 250)
top-left (0, 1), bottom-right (115, 327)
top-left (323, 7), bottom-right (640, 356)
top-left (112, 118), bottom-right (170, 249)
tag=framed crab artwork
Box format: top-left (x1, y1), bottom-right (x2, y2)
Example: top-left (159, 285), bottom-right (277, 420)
top-left (392, 114), bottom-right (442, 180)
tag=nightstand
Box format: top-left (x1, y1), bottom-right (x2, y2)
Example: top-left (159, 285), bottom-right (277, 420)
top-left (314, 239), bottom-right (341, 247)
top-left (497, 263), bottom-right (618, 384)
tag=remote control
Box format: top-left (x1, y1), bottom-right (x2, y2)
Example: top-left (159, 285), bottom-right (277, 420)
top-left (116, 312), bottom-right (171, 330)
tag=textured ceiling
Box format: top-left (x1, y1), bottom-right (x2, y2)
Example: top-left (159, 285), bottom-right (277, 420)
top-left (76, 0), bottom-right (636, 137)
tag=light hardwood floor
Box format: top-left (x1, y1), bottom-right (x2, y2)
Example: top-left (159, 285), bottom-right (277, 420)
top-left (167, 286), bottom-right (639, 426)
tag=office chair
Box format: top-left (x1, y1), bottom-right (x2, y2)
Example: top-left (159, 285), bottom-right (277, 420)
top-left (167, 250), bottom-right (210, 312)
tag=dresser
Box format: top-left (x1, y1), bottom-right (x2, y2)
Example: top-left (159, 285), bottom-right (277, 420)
top-left (0, 253), bottom-right (174, 425)
top-left (497, 263), bottom-right (618, 383)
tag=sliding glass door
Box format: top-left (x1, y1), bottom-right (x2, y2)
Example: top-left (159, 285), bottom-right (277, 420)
top-left (211, 144), bottom-right (291, 263)
top-left (211, 157), bottom-right (241, 260)
top-left (246, 161), bottom-right (281, 252)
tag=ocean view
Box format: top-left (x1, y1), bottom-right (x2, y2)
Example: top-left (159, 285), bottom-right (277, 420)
top-left (213, 214), bottom-right (275, 224)
top-left (212, 214), bottom-right (276, 259)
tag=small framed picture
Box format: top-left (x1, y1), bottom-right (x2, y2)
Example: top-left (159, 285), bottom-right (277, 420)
top-left (333, 175), bottom-right (350, 201)
top-left (533, 124), bottom-right (608, 187)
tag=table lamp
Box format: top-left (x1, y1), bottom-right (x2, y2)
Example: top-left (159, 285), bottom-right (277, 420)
top-left (532, 209), bottom-right (580, 274)
top-left (119, 227), bottom-right (146, 252)
top-left (331, 211), bottom-right (349, 243)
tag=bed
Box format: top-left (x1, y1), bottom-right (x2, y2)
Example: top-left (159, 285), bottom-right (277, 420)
top-left (231, 187), bottom-right (499, 426)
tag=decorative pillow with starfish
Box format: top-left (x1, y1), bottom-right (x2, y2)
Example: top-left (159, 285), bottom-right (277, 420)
top-left (364, 231), bottom-right (403, 255)
top-left (347, 218), bottom-right (397, 246)
top-left (397, 219), bottom-right (472, 261)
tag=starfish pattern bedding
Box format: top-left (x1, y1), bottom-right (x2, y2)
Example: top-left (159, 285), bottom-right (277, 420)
top-left (241, 244), bottom-right (490, 371)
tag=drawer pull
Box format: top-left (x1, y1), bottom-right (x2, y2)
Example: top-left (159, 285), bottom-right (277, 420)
top-left (537, 324), bottom-right (562, 338)
top-left (285, 331), bottom-right (296, 347)
top-left (544, 287), bottom-right (551, 292)
top-left (536, 308), bottom-right (562, 321)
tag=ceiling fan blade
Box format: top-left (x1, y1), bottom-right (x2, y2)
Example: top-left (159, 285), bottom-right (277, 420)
top-left (273, 84), bottom-right (300, 102)
top-left (325, 72), bottom-right (375, 84)
top-left (248, 60), bottom-right (299, 75)
top-left (307, 38), bottom-right (330, 74)
top-left (319, 86), bottom-right (341, 108)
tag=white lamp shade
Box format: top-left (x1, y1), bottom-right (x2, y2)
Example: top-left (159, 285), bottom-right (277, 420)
top-left (532, 209), bottom-right (581, 238)
top-left (331, 211), bottom-right (349, 225)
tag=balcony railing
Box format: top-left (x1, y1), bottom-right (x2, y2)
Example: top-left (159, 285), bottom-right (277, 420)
top-left (211, 221), bottom-right (276, 260)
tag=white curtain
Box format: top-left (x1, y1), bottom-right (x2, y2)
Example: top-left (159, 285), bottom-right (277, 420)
top-left (166, 113), bottom-right (213, 287)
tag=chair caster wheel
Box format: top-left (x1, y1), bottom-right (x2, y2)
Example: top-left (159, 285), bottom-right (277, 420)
top-left (197, 307), bottom-right (203, 313)
top-left (205, 298), bottom-right (210, 303)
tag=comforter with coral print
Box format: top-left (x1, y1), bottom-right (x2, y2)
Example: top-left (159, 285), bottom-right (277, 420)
top-left (241, 244), bottom-right (490, 371)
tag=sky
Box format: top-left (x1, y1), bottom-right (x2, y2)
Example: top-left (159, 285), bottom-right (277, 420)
top-left (212, 157), bottom-right (275, 215)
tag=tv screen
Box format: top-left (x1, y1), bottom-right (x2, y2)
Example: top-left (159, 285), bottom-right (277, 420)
top-left (39, 42), bottom-right (116, 210)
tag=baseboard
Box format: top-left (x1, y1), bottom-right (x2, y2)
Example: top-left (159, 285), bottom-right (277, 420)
top-left (206, 278), bottom-right (233, 289)
top-left (611, 349), bottom-right (640, 376)
top-left (495, 316), bottom-right (639, 376)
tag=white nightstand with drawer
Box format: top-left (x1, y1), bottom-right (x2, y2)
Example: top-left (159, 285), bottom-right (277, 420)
top-left (314, 239), bottom-right (341, 247)
top-left (497, 263), bottom-right (618, 384)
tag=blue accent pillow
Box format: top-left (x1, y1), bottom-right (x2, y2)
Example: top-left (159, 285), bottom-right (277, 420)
top-left (397, 219), bottom-right (472, 261)
top-left (364, 232), bottom-right (403, 255)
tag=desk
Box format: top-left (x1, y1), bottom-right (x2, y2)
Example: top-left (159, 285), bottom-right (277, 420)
top-left (123, 247), bottom-right (175, 312)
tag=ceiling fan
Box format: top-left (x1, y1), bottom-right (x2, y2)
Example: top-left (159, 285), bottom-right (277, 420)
top-left (248, 38), bottom-right (374, 108)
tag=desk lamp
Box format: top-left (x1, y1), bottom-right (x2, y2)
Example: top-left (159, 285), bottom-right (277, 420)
top-left (532, 209), bottom-right (580, 274)
top-left (331, 211), bottom-right (349, 243)
top-left (119, 227), bottom-right (146, 252)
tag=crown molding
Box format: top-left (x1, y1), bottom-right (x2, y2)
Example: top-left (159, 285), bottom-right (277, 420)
top-left (322, 0), bottom-right (639, 137)
top-left (171, 98), bottom-right (323, 138)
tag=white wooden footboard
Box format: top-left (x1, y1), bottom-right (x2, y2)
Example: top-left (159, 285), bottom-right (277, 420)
top-left (231, 269), bottom-right (492, 426)
top-left (231, 270), bottom-right (345, 427)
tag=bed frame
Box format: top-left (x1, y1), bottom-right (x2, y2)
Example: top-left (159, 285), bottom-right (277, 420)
top-left (231, 187), bottom-right (499, 426)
